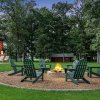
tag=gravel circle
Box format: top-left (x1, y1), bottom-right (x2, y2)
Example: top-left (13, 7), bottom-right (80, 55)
top-left (0, 72), bottom-right (100, 91)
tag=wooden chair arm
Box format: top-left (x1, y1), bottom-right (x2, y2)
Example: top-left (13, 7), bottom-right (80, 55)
top-left (64, 68), bottom-right (76, 73)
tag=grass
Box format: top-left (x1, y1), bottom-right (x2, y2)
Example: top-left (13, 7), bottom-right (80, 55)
top-left (0, 84), bottom-right (100, 100)
top-left (0, 61), bottom-right (100, 100)
top-left (0, 61), bottom-right (100, 72)
top-left (0, 63), bottom-right (11, 72)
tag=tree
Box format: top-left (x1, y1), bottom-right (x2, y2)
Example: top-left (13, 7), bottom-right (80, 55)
top-left (67, 0), bottom-right (95, 59)
top-left (34, 7), bottom-right (54, 57)
top-left (0, 0), bottom-right (36, 60)
top-left (52, 2), bottom-right (73, 61)
top-left (82, 0), bottom-right (100, 62)
top-left (34, 3), bottom-right (72, 59)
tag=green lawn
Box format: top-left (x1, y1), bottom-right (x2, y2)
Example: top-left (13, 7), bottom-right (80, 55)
top-left (0, 84), bottom-right (100, 100)
top-left (0, 61), bottom-right (100, 72)
top-left (0, 63), bottom-right (11, 72)
top-left (0, 61), bottom-right (100, 100)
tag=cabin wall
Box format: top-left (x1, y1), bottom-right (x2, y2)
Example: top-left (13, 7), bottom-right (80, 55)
top-left (0, 40), bottom-right (4, 55)
top-left (51, 53), bottom-right (74, 62)
top-left (51, 57), bottom-right (73, 62)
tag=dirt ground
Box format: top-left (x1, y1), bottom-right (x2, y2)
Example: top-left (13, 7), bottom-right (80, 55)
top-left (0, 72), bottom-right (100, 90)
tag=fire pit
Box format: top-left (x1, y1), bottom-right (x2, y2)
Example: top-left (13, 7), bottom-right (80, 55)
top-left (47, 63), bottom-right (65, 78)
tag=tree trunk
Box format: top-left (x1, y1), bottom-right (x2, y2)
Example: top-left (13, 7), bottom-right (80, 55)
top-left (97, 51), bottom-right (100, 63)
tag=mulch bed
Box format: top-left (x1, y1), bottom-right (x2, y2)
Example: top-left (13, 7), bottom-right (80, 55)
top-left (0, 72), bottom-right (100, 90)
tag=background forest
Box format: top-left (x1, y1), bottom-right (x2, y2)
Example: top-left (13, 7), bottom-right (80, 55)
top-left (0, 0), bottom-right (100, 62)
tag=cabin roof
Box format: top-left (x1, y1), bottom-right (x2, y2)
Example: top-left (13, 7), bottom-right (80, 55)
top-left (51, 53), bottom-right (74, 57)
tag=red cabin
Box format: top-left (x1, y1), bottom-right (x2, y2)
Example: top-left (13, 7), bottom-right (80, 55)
top-left (0, 38), bottom-right (4, 55)
top-left (51, 53), bottom-right (74, 62)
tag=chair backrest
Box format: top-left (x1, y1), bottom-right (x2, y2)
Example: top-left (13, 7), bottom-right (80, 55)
top-left (39, 58), bottom-right (46, 68)
top-left (24, 59), bottom-right (37, 78)
top-left (73, 58), bottom-right (87, 79)
top-left (72, 59), bottom-right (79, 68)
top-left (9, 59), bottom-right (16, 66)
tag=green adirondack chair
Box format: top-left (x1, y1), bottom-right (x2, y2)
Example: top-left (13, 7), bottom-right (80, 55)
top-left (39, 58), bottom-right (51, 73)
top-left (65, 58), bottom-right (90, 85)
top-left (8, 59), bottom-right (23, 75)
top-left (67, 59), bottom-right (79, 69)
top-left (87, 66), bottom-right (100, 77)
top-left (21, 59), bottom-right (43, 83)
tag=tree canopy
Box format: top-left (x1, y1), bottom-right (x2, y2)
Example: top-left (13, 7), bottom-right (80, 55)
top-left (0, 0), bottom-right (100, 62)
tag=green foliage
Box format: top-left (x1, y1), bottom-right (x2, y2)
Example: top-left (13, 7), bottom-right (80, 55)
top-left (0, 0), bottom-right (99, 60)
top-left (52, 1), bottom-right (72, 17)
top-left (83, 0), bottom-right (100, 51)
top-left (0, 0), bottom-right (37, 60)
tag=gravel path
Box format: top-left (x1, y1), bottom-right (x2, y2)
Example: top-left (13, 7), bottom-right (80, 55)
top-left (0, 72), bottom-right (100, 90)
